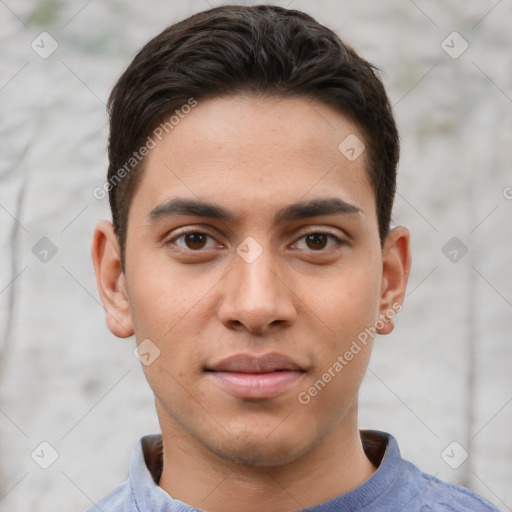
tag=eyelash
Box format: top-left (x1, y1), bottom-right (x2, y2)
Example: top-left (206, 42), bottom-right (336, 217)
top-left (165, 229), bottom-right (346, 254)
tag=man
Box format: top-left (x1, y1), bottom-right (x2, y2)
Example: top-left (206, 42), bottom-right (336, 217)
top-left (90, 4), bottom-right (501, 511)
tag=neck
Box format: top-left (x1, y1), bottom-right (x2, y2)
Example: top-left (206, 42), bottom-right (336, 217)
top-left (157, 411), bottom-right (376, 512)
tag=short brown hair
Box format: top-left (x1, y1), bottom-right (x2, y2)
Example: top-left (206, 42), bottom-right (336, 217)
top-left (106, 4), bottom-right (399, 265)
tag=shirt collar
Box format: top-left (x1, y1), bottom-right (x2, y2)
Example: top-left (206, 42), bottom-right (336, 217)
top-left (129, 430), bottom-right (401, 511)
top-left (129, 433), bottom-right (197, 511)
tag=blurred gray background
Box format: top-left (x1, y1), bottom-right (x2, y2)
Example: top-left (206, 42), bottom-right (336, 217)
top-left (1, 1), bottom-right (511, 511)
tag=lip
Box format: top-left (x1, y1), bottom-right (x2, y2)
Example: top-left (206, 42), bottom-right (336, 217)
top-left (207, 352), bottom-right (305, 373)
top-left (205, 352), bottom-right (307, 400)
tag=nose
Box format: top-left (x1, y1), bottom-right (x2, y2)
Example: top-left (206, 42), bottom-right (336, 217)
top-left (217, 245), bottom-right (297, 334)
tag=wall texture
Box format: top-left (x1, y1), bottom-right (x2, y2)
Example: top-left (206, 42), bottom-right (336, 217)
top-left (0, 1), bottom-right (511, 510)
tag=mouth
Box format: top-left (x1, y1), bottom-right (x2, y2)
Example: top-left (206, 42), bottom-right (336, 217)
top-left (205, 352), bottom-right (307, 400)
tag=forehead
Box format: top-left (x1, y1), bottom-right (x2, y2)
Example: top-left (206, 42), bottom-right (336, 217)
top-left (129, 94), bottom-right (375, 225)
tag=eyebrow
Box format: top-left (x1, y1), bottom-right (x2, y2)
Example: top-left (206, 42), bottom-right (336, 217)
top-left (147, 197), bottom-right (362, 224)
top-left (274, 197), bottom-right (362, 223)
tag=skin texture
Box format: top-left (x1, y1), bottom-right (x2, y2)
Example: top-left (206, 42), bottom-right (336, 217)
top-left (92, 95), bottom-right (411, 512)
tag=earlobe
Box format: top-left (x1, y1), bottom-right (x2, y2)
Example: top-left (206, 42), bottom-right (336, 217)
top-left (377, 226), bottom-right (411, 335)
top-left (91, 220), bottom-right (134, 338)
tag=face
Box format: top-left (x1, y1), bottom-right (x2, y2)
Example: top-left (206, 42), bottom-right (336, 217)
top-left (94, 94), bottom-right (410, 468)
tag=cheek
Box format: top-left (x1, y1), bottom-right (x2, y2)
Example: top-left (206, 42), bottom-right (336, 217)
top-left (297, 277), bottom-right (377, 417)
top-left (307, 262), bottom-right (381, 338)
top-left (125, 258), bottom-right (215, 376)
top-left (297, 256), bottom-right (381, 404)
top-left (128, 268), bottom-right (209, 405)
top-left (126, 256), bottom-right (206, 338)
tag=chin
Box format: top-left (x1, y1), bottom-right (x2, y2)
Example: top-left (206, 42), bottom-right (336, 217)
top-left (205, 431), bottom-right (308, 468)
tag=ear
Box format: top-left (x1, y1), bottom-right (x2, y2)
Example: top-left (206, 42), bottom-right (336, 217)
top-left (91, 220), bottom-right (134, 338)
top-left (377, 226), bottom-right (411, 335)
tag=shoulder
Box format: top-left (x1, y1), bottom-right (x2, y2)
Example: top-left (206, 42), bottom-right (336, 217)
top-left (401, 460), bottom-right (502, 511)
top-left (84, 479), bottom-right (133, 512)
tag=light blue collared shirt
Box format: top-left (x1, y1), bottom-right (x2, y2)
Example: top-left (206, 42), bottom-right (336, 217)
top-left (86, 430), bottom-right (501, 511)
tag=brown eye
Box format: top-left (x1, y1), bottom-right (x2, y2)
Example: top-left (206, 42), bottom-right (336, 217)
top-left (184, 232), bottom-right (208, 250)
top-left (165, 230), bottom-right (222, 258)
top-left (168, 231), bottom-right (217, 252)
top-left (292, 232), bottom-right (344, 252)
top-left (305, 233), bottom-right (328, 250)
